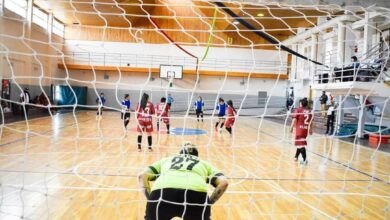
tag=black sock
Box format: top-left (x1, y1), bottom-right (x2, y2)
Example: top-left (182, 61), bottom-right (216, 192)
top-left (294, 148), bottom-right (300, 159)
top-left (201, 114), bottom-right (203, 121)
top-left (147, 136), bottom-right (152, 148)
top-left (124, 120), bottom-right (129, 129)
top-left (137, 135), bottom-right (142, 149)
top-left (220, 122), bottom-right (224, 128)
top-left (226, 127), bottom-right (232, 134)
top-left (301, 148), bottom-right (307, 161)
top-left (166, 124), bottom-right (170, 133)
top-left (157, 122), bottom-right (159, 131)
top-left (215, 122), bottom-right (219, 128)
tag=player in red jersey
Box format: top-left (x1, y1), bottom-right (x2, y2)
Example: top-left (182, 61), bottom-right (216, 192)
top-left (136, 93), bottom-right (155, 152)
top-left (225, 100), bottom-right (236, 136)
top-left (156, 97), bottom-right (170, 134)
top-left (290, 98), bottom-right (313, 165)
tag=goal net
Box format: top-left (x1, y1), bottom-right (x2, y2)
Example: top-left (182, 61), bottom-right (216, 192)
top-left (0, 0), bottom-right (390, 219)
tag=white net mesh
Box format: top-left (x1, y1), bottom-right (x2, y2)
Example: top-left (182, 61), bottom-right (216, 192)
top-left (0, 0), bottom-right (390, 219)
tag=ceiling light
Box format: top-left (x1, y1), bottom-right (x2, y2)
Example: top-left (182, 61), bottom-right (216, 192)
top-left (257, 13), bottom-right (264, 17)
top-left (233, 20), bottom-right (239, 25)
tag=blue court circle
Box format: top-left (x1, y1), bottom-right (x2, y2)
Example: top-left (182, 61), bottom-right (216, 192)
top-left (169, 128), bottom-right (207, 135)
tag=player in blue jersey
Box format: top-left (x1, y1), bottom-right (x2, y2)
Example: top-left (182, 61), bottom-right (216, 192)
top-left (96, 92), bottom-right (106, 120)
top-left (194, 96), bottom-right (204, 122)
top-left (121, 94), bottom-right (131, 134)
top-left (215, 98), bottom-right (227, 133)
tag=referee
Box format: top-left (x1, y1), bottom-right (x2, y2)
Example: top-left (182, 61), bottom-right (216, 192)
top-left (138, 142), bottom-right (229, 220)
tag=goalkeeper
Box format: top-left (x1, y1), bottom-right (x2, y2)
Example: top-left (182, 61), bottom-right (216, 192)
top-left (194, 96), bottom-right (205, 122)
top-left (138, 142), bottom-right (228, 220)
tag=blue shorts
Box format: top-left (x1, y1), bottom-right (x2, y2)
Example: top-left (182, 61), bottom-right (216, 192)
top-left (218, 113), bottom-right (225, 118)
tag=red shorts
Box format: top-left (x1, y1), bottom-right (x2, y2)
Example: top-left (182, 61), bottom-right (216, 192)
top-left (137, 120), bottom-right (153, 133)
top-left (295, 135), bottom-right (307, 146)
top-left (159, 117), bottom-right (169, 124)
top-left (225, 118), bottom-right (235, 128)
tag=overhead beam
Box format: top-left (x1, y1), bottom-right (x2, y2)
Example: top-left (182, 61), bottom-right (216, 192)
top-left (282, 15), bottom-right (359, 45)
top-left (214, 1), bottom-right (325, 66)
top-left (352, 12), bottom-right (389, 30)
top-left (192, 1), bottom-right (240, 31)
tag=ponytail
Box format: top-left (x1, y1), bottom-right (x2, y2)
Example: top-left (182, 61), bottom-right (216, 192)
top-left (140, 93), bottom-right (149, 110)
top-left (227, 100), bottom-right (236, 113)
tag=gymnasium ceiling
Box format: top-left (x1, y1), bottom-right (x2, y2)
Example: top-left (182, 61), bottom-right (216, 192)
top-left (34, 0), bottom-right (339, 42)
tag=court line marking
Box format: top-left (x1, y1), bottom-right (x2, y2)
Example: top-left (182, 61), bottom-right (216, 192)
top-left (0, 169), bottom-right (378, 182)
top-left (0, 116), bottom-right (91, 148)
top-left (265, 117), bottom-right (390, 156)
top-left (2, 184), bottom-right (389, 199)
top-left (262, 119), bottom-right (390, 185)
top-left (0, 117), bottom-right (94, 202)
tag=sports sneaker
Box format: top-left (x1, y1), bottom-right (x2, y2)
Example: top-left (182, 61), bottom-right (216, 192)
top-left (215, 127), bottom-right (218, 132)
top-left (218, 128), bottom-right (222, 133)
top-left (294, 157), bottom-right (298, 162)
top-left (148, 147), bottom-right (153, 152)
top-left (138, 148), bottom-right (141, 152)
top-left (300, 160), bottom-right (308, 165)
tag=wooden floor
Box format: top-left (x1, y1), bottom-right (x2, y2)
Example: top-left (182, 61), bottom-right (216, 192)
top-left (0, 111), bottom-right (389, 220)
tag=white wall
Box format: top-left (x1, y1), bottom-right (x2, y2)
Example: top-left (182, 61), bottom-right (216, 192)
top-left (64, 40), bottom-right (289, 74)
top-left (59, 40), bottom-right (288, 98)
top-left (0, 11), bottom-right (63, 88)
top-left (61, 69), bottom-right (288, 97)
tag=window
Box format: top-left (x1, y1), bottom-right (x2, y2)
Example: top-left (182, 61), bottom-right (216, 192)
top-left (4, 0), bottom-right (27, 18)
top-left (33, 6), bottom-right (48, 29)
top-left (53, 18), bottom-right (65, 37)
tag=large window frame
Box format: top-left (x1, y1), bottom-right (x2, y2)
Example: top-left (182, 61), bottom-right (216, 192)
top-left (4, 0), bottom-right (27, 18)
top-left (52, 18), bottom-right (65, 38)
top-left (32, 6), bottom-right (48, 30)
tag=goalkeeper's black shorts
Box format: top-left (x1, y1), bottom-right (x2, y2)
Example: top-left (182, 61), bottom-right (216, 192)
top-left (145, 188), bottom-right (211, 220)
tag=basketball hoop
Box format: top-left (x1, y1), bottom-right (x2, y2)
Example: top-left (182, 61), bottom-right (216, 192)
top-left (159, 65), bottom-right (182, 86)
top-left (168, 74), bottom-right (174, 88)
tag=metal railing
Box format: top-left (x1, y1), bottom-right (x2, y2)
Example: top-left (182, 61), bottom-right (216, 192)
top-left (61, 51), bottom-right (289, 73)
top-left (320, 43), bottom-right (382, 68)
top-left (315, 44), bottom-right (389, 84)
top-left (315, 62), bottom-right (388, 84)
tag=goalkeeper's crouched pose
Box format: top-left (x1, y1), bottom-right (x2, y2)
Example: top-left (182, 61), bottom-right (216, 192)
top-left (138, 142), bottom-right (229, 220)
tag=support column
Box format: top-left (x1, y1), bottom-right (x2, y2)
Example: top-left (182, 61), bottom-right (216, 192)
top-left (310, 34), bottom-right (318, 80)
top-left (24, 0), bottom-right (33, 84)
top-left (357, 95), bottom-right (366, 138)
top-left (0, 0), bottom-right (4, 15)
top-left (296, 28), bottom-right (306, 80)
top-left (48, 12), bottom-right (54, 43)
top-left (290, 44), bottom-right (298, 81)
top-left (344, 22), bottom-right (354, 64)
top-left (337, 22), bottom-right (346, 66)
top-left (47, 12), bottom-right (54, 84)
top-left (363, 13), bottom-right (374, 60)
top-left (336, 95), bottom-right (344, 133)
top-left (297, 41), bottom-right (306, 79)
top-left (26, 0), bottom-right (33, 31)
